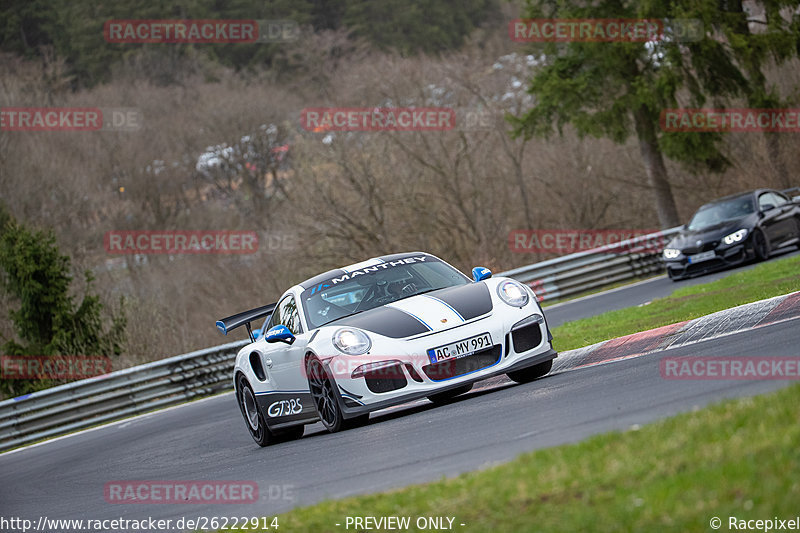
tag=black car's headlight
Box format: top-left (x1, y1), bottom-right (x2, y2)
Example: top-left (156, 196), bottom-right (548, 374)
top-left (332, 328), bottom-right (371, 355)
top-left (722, 229), bottom-right (748, 245)
top-left (497, 280), bottom-right (529, 307)
top-left (663, 248), bottom-right (680, 259)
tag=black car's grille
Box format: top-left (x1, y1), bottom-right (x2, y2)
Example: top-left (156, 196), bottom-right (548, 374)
top-left (684, 258), bottom-right (725, 275)
top-left (511, 324), bottom-right (543, 353)
top-left (422, 345), bottom-right (501, 381)
top-left (681, 241), bottom-right (720, 255)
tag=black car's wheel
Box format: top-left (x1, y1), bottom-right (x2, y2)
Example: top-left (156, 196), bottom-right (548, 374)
top-left (236, 374), bottom-right (274, 447)
top-left (751, 228), bottom-right (770, 261)
top-left (427, 383), bottom-right (473, 404)
top-left (667, 269), bottom-right (685, 282)
top-left (306, 356), bottom-right (367, 432)
top-left (507, 358), bottom-right (553, 384)
top-left (794, 218), bottom-right (800, 249)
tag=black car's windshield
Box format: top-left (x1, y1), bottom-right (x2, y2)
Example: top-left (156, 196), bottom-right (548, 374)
top-left (301, 256), bottom-right (470, 329)
top-left (688, 197), bottom-right (755, 231)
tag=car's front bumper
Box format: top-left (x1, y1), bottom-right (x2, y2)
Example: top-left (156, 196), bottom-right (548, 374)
top-left (321, 313), bottom-right (557, 418)
top-left (330, 348), bottom-right (557, 417)
top-left (665, 243), bottom-right (750, 279)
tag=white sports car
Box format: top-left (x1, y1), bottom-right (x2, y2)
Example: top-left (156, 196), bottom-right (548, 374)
top-left (216, 252), bottom-right (557, 446)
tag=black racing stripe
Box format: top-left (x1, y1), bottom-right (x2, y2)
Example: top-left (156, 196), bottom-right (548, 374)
top-left (300, 268), bottom-right (346, 289)
top-left (431, 283), bottom-right (493, 320)
top-left (330, 306), bottom-right (429, 338)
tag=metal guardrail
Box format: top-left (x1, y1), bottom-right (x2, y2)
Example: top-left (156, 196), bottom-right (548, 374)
top-left (0, 340), bottom-right (247, 452)
top-left (498, 227), bottom-right (681, 301)
top-left (0, 227), bottom-right (680, 452)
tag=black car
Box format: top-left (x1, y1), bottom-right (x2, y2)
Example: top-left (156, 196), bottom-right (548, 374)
top-left (663, 188), bottom-right (800, 281)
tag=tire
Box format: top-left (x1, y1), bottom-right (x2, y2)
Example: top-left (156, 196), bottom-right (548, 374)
top-left (507, 358), bottom-right (553, 384)
top-left (794, 218), bottom-right (800, 249)
top-left (751, 228), bottom-right (770, 261)
top-left (427, 383), bottom-right (473, 404)
top-left (306, 356), bottom-right (367, 432)
top-left (272, 424), bottom-right (304, 442)
top-left (236, 374), bottom-right (274, 447)
top-left (667, 269), bottom-right (684, 282)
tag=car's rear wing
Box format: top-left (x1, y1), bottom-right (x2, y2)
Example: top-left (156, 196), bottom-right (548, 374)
top-left (216, 303), bottom-right (276, 342)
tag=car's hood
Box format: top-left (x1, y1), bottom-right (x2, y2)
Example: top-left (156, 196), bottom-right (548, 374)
top-left (328, 282), bottom-right (493, 338)
top-left (668, 217), bottom-right (753, 249)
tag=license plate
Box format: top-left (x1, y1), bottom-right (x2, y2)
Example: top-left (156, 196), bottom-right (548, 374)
top-left (687, 250), bottom-right (716, 264)
top-left (427, 333), bottom-right (493, 364)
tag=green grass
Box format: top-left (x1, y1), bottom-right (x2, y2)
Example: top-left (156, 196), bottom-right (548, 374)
top-left (238, 384), bottom-right (800, 533)
top-left (551, 254), bottom-right (800, 351)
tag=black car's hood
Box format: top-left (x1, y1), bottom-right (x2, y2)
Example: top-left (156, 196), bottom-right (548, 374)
top-left (329, 282), bottom-right (493, 338)
top-left (668, 216), bottom-right (754, 250)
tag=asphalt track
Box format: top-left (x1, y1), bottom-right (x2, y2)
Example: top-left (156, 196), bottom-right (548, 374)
top-left (544, 248), bottom-right (799, 328)
top-left (1, 321), bottom-right (798, 528)
top-left (1, 255), bottom-right (798, 530)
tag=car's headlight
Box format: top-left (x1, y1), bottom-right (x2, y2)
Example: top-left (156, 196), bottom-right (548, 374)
top-left (332, 328), bottom-right (372, 355)
top-left (497, 280), bottom-right (529, 307)
top-left (663, 248), bottom-right (681, 259)
top-left (722, 229), bottom-right (748, 245)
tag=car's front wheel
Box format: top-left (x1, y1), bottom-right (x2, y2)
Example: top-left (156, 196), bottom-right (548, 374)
top-left (236, 375), bottom-right (274, 447)
top-left (667, 269), bottom-right (685, 282)
top-left (507, 358), bottom-right (553, 384)
top-left (752, 228), bottom-right (770, 261)
top-left (306, 356), bottom-right (367, 432)
top-left (427, 383), bottom-right (473, 404)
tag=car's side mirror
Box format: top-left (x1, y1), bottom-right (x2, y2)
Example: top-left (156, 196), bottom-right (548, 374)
top-left (472, 266), bottom-right (492, 282)
top-left (265, 325), bottom-right (295, 344)
top-left (761, 203), bottom-right (775, 212)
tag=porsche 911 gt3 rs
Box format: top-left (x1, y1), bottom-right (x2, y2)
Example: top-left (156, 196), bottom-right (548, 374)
top-left (216, 252), bottom-right (557, 446)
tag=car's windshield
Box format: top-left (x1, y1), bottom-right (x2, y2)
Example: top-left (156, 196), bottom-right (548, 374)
top-left (687, 197), bottom-right (754, 231)
top-left (301, 256), bottom-right (470, 329)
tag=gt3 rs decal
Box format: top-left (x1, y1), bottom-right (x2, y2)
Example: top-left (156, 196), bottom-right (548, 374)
top-left (255, 391), bottom-right (317, 426)
top-left (267, 398), bottom-right (303, 417)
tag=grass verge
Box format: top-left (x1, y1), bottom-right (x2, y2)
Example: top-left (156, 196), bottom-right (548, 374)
top-left (551, 254), bottom-right (800, 352)
top-left (239, 383), bottom-right (800, 532)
